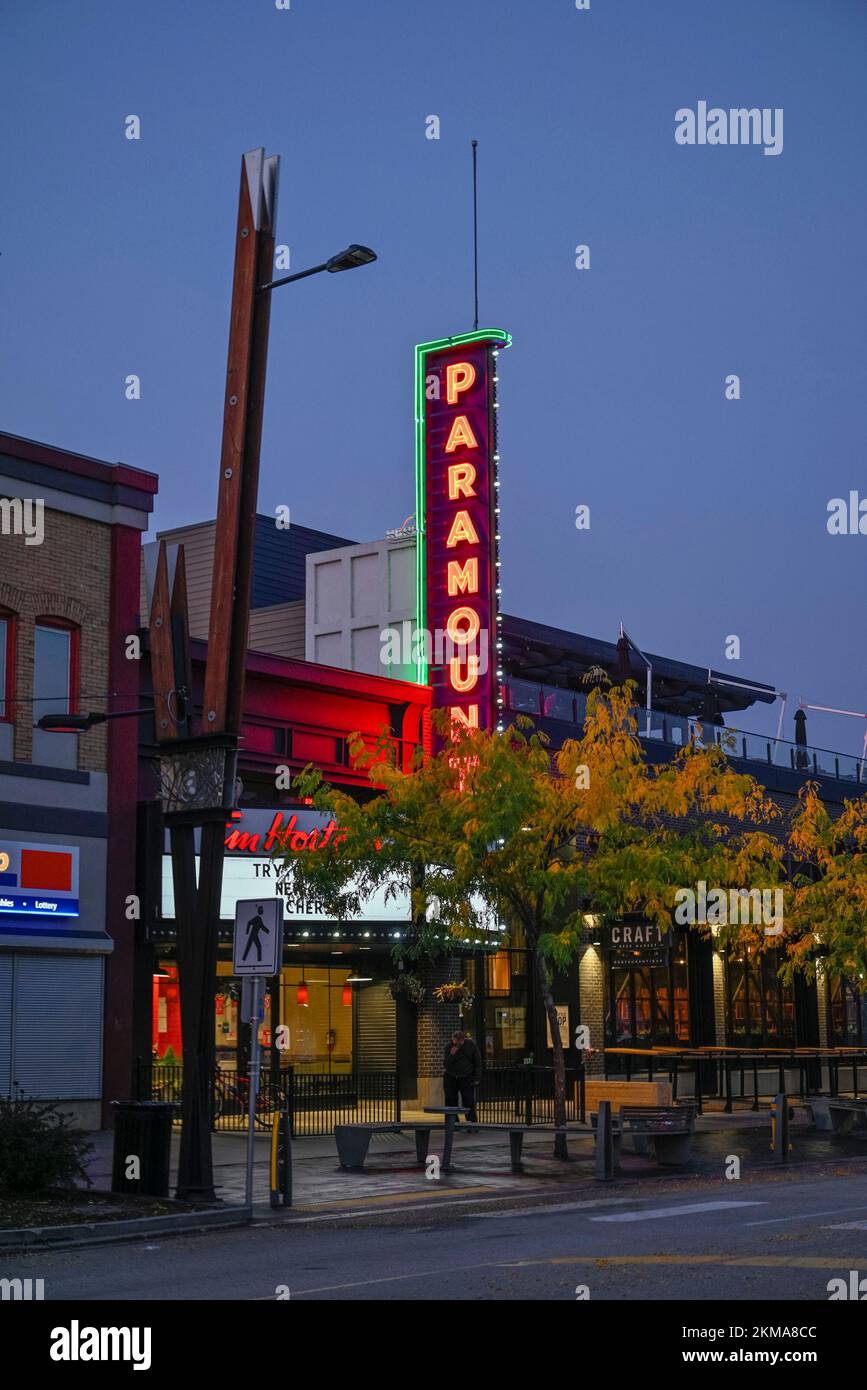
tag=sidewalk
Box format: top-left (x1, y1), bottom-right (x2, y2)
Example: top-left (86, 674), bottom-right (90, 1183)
top-left (83, 1104), bottom-right (867, 1217)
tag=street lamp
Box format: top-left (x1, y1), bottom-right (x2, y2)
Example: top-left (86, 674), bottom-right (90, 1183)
top-left (37, 708), bottom-right (153, 734)
top-left (259, 243), bottom-right (377, 293)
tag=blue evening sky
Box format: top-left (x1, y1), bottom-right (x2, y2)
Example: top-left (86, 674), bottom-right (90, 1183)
top-left (2, 0), bottom-right (865, 752)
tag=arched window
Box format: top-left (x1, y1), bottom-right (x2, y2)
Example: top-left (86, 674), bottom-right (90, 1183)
top-left (33, 618), bottom-right (79, 724)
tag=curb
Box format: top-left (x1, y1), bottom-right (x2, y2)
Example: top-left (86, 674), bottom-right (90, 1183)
top-left (0, 1204), bottom-right (252, 1252)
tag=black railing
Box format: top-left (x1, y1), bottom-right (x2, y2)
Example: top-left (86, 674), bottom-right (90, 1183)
top-left (136, 1060), bottom-right (399, 1136)
top-left (601, 1048), bottom-right (867, 1114)
top-left (477, 1064), bottom-right (585, 1125)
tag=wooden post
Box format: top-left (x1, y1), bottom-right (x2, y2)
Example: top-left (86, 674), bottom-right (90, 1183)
top-left (170, 149), bottom-right (280, 1201)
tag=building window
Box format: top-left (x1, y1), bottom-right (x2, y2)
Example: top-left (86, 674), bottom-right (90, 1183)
top-left (726, 948), bottom-right (795, 1047)
top-left (606, 930), bottom-right (690, 1050)
top-left (33, 621), bottom-right (78, 725)
top-left (828, 977), bottom-right (862, 1046)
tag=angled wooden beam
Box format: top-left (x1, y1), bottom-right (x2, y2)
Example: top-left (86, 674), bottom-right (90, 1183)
top-left (203, 149), bottom-right (280, 734)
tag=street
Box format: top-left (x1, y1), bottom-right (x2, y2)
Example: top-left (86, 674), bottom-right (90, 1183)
top-left (7, 1168), bottom-right (867, 1302)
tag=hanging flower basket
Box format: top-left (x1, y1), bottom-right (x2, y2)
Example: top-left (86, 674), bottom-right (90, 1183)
top-left (388, 974), bottom-right (426, 1005)
top-left (432, 981), bottom-right (475, 1009)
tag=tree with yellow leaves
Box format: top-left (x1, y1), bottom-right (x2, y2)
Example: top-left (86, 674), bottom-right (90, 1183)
top-left (283, 685), bottom-right (787, 1156)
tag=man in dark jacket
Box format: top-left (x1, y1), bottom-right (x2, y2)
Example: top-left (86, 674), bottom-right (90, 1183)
top-left (443, 1030), bottom-right (482, 1124)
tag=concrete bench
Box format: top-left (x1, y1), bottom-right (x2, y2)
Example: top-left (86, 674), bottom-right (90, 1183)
top-left (334, 1122), bottom-right (443, 1169)
top-left (462, 1123), bottom-right (577, 1174)
top-left (591, 1104), bottom-right (697, 1165)
top-left (807, 1097), bottom-right (867, 1135)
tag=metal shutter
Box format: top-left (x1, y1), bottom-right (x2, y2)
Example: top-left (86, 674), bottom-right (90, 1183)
top-left (12, 955), bottom-right (103, 1099)
top-left (0, 956), bottom-right (12, 1095)
top-left (355, 983), bottom-right (396, 1071)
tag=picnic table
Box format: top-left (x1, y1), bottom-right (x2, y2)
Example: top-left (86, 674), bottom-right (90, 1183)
top-left (422, 1106), bottom-right (475, 1172)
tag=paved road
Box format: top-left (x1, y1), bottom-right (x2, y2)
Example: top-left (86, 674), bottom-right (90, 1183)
top-left (7, 1168), bottom-right (867, 1301)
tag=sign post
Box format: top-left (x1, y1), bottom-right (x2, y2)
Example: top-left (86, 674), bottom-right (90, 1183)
top-left (234, 898), bottom-right (283, 1210)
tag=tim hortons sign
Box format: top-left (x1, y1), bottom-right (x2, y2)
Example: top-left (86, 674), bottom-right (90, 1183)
top-left (415, 329), bottom-right (511, 740)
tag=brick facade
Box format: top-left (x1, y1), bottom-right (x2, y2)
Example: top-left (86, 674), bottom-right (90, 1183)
top-left (1, 505), bottom-right (112, 770)
top-left (577, 943), bottom-right (606, 1075)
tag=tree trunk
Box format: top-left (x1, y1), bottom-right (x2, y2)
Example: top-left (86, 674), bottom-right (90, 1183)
top-left (534, 950), bottom-right (570, 1160)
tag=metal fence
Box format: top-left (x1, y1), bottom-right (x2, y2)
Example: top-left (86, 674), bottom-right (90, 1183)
top-left (137, 1061), bottom-right (400, 1135)
top-left (477, 1065), bottom-right (585, 1125)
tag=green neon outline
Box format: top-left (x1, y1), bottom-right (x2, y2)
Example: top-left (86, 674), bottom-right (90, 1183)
top-left (413, 328), bottom-right (511, 686)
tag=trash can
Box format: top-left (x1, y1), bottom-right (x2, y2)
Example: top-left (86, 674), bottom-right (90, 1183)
top-left (111, 1101), bottom-right (176, 1198)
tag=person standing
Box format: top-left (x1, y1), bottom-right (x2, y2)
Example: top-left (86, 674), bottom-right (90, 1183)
top-left (443, 1029), bottom-right (482, 1125)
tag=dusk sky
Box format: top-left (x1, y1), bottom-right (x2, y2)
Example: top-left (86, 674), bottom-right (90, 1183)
top-left (3, 0), bottom-right (865, 752)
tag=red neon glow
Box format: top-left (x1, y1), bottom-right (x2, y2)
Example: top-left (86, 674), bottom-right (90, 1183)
top-left (224, 810), bottom-right (343, 855)
top-left (296, 980), bottom-right (309, 1007)
top-left (424, 338), bottom-right (499, 739)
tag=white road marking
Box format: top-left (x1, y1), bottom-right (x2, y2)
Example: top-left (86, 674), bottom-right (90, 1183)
top-left (745, 1205), bottom-right (867, 1228)
top-left (591, 1200), bottom-right (763, 1223)
top-left (822, 1221), bottom-right (867, 1231)
top-left (473, 1199), bottom-right (641, 1219)
top-left (267, 1191), bottom-right (555, 1223)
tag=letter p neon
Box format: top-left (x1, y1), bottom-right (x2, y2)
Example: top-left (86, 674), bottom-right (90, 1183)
top-left (446, 361), bottom-right (476, 404)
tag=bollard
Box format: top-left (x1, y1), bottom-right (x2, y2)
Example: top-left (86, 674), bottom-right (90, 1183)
top-left (770, 1092), bottom-right (793, 1162)
top-left (595, 1100), bottom-right (617, 1181)
top-left (270, 1110), bottom-right (293, 1206)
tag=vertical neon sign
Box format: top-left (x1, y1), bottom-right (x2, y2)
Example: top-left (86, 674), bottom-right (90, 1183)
top-left (414, 329), bottom-right (511, 737)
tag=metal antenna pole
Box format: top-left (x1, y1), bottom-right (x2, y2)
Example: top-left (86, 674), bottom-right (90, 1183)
top-left (472, 140), bottom-right (479, 330)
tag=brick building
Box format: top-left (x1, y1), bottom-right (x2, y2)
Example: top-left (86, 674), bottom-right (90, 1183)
top-left (0, 432), bottom-right (156, 1124)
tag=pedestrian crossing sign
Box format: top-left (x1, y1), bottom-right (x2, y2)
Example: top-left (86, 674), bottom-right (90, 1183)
top-left (232, 897), bottom-right (284, 976)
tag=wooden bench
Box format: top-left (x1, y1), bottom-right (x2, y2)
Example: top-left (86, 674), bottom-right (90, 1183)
top-left (585, 1079), bottom-right (672, 1113)
top-left (809, 1097), bottom-right (867, 1136)
top-left (334, 1122), bottom-right (443, 1169)
top-left (591, 1103), bottom-right (696, 1165)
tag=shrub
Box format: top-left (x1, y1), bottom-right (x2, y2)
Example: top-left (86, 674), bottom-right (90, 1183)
top-left (0, 1092), bottom-right (93, 1195)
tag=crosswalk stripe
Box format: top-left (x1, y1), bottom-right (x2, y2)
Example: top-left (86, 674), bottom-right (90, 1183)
top-left (590, 1200), bottom-right (764, 1223)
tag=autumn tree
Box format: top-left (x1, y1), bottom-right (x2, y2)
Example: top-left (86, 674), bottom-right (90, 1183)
top-left (281, 686), bottom-right (787, 1157)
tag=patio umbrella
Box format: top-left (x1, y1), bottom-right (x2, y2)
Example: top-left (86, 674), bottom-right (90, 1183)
top-left (616, 633), bottom-right (631, 686)
top-left (794, 707), bottom-right (809, 770)
top-left (702, 685), bottom-right (724, 729)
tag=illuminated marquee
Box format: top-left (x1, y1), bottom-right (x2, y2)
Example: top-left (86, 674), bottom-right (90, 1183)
top-left (415, 329), bottom-right (511, 736)
top-left (0, 841), bottom-right (80, 917)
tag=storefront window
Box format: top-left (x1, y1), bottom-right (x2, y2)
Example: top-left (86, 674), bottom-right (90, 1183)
top-left (726, 948), bottom-right (795, 1047)
top-left (279, 966), bottom-right (354, 1075)
top-left (829, 977), bottom-right (862, 1046)
top-left (606, 930), bottom-right (690, 1049)
top-left (481, 949), bottom-right (529, 1062)
top-left (152, 962), bottom-right (182, 1061)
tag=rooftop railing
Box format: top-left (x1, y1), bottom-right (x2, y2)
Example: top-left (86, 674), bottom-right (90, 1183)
top-left (503, 677), bottom-right (866, 786)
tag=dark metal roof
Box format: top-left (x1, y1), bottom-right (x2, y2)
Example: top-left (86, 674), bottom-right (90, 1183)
top-left (502, 613), bottom-right (776, 717)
